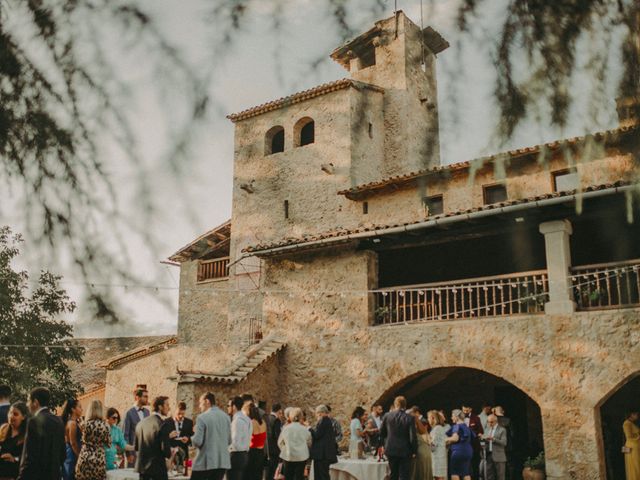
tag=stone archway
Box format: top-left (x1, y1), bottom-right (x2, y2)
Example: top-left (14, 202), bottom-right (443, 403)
top-left (596, 370), bottom-right (640, 480)
top-left (376, 366), bottom-right (544, 480)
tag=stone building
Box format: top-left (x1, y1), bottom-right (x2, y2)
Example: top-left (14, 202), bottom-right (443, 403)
top-left (103, 11), bottom-right (640, 480)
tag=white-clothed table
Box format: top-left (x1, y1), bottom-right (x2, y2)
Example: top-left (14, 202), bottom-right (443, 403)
top-left (310, 458), bottom-right (389, 480)
top-left (106, 469), bottom-right (189, 480)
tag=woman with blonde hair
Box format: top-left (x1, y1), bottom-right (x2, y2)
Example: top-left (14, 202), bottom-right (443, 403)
top-left (427, 410), bottom-right (447, 480)
top-left (409, 406), bottom-right (433, 480)
top-left (75, 400), bottom-right (111, 480)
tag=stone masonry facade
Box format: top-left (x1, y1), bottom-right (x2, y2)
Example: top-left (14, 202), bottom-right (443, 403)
top-left (103, 11), bottom-right (640, 480)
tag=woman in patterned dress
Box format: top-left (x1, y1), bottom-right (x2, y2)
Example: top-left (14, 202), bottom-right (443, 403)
top-left (428, 410), bottom-right (448, 480)
top-left (75, 400), bottom-right (111, 480)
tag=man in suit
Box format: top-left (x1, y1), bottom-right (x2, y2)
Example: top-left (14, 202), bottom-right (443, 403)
top-left (494, 406), bottom-right (515, 480)
top-left (480, 414), bottom-right (508, 480)
top-left (310, 405), bottom-right (337, 480)
top-left (167, 401), bottom-right (194, 461)
top-left (191, 392), bottom-right (231, 480)
top-left (380, 396), bottom-right (417, 480)
top-left (17, 387), bottom-right (65, 480)
top-left (124, 387), bottom-right (151, 467)
top-left (134, 395), bottom-right (177, 480)
top-left (265, 403), bottom-right (284, 480)
top-left (0, 385), bottom-right (11, 426)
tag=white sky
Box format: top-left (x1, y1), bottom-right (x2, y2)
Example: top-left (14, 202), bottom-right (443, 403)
top-left (3, 0), bottom-right (624, 337)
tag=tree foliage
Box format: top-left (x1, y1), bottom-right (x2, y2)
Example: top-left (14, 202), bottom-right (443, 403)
top-left (0, 226), bottom-right (83, 406)
top-left (456, 0), bottom-right (639, 138)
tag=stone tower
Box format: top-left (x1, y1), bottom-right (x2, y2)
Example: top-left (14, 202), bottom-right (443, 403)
top-left (331, 11), bottom-right (448, 184)
top-left (226, 11), bottom-right (449, 291)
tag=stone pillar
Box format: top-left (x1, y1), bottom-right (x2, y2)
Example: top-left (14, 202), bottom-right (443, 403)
top-left (540, 401), bottom-right (601, 480)
top-left (539, 220), bottom-right (576, 314)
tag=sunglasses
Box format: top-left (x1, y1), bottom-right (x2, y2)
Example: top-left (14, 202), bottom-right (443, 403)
top-left (110, 415), bottom-right (120, 421)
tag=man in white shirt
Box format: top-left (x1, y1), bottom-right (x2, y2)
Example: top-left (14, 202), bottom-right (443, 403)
top-left (479, 403), bottom-right (492, 432)
top-left (371, 403), bottom-right (384, 429)
top-left (227, 396), bottom-right (251, 480)
top-left (480, 414), bottom-right (507, 480)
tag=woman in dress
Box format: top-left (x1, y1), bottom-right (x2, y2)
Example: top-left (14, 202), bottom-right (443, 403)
top-left (61, 398), bottom-right (83, 480)
top-left (623, 410), bottom-right (640, 480)
top-left (349, 407), bottom-right (367, 459)
top-left (246, 403), bottom-right (267, 480)
top-left (409, 406), bottom-right (433, 480)
top-left (427, 410), bottom-right (447, 480)
top-left (446, 409), bottom-right (473, 480)
top-left (0, 402), bottom-right (29, 480)
top-left (104, 408), bottom-right (126, 471)
top-left (75, 400), bottom-right (111, 480)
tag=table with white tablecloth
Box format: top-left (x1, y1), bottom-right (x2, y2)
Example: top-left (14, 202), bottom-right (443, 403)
top-left (310, 457), bottom-right (390, 480)
top-left (106, 469), bottom-right (189, 480)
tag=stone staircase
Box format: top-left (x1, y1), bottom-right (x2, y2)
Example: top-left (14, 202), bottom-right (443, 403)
top-left (174, 334), bottom-right (286, 384)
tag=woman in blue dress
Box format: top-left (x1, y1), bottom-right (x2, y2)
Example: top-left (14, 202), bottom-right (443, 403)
top-left (445, 409), bottom-right (473, 480)
top-left (61, 398), bottom-right (83, 480)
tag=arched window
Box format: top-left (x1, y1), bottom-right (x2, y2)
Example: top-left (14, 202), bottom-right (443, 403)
top-left (265, 126), bottom-right (285, 155)
top-left (294, 117), bottom-right (315, 147)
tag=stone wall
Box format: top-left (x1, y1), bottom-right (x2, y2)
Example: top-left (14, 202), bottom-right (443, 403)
top-left (254, 246), bottom-right (640, 480)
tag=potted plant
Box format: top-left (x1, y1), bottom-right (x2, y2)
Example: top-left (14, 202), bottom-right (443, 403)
top-left (523, 451), bottom-right (545, 480)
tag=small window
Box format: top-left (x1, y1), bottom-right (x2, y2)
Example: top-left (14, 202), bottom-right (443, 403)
top-left (294, 117), bottom-right (314, 147)
top-left (265, 126), bottom-right (285, 155)
top-left (359, 45), bottom-right (376, 69)
top-left (552, 169), bottom-right (579, 192)
top-left (483, 184), bottom-right (508, 205)
top-left (368, 122), bottom-right (373, 139)
top-left (284, 200), bottom-right (289, 219)
top-left (422, 195), bottom-right (443, 216)
top-left (363, 202), bottom-right (369, 214)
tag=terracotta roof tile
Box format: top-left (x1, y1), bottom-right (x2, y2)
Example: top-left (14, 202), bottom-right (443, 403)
top-left (227, 79), bottom-right (384, 123)
top-left (338, 125), bottom-right (638, 200)
top-left (244, 181), bottom-right (635, 254)
top-left (68, 336), bottom-right (175, 390)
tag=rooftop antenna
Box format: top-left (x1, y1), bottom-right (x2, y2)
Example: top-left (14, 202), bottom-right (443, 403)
top-left (420, 0), bottom-right (426, 68)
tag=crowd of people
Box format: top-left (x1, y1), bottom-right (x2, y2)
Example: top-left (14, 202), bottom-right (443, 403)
top-left (0, 381), bottom-right (521, 480)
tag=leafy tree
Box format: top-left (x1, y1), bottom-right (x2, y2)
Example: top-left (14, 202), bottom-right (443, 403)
top-left (0, 226), bottom-right (83, 406)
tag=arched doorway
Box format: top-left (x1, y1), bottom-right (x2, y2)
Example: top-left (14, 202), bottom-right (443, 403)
top-left (377, 367), bottom-right (543, 479)
top-left (598, 372), bottom-right (640, 480)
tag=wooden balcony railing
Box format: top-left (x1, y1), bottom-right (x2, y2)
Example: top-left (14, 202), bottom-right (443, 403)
top-left (374, 270), bottom-right (549, 325)
top-left (197, 257), bottom-right (229, 282)
top-left (571, 259), bottom-right (640, 310)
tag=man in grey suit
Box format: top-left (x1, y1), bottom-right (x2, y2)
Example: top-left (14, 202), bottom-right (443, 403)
top-left (191, 392), bottom-right (231, 480)
top-left (480, 414), bottom-right (508, 480)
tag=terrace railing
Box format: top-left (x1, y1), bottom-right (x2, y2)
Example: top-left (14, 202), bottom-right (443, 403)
top-left (374, 270), bottom-right (549, 325)
top-left (571, 259), bottom-right (640, 310)
top-left (197, 257), bottom-right (229, 282)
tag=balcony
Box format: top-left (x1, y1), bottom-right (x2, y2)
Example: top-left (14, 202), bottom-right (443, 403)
top-left (571, 259), bottom-right (640, 310)
top-left (374, 270), bottom-right (549, 325)
top-left (197, 257), bottom-right (229, 282)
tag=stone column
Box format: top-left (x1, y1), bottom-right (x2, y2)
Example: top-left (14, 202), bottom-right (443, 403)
top-left (539, 220), bottom-right (576, 314)
top-left (540, 401), bottom-right (601, 480)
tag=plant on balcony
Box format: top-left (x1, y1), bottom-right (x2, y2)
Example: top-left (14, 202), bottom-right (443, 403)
top-left (374, 306), bottom-right (398, 323)
top-left (523, 451), bottom-right (545, 480)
